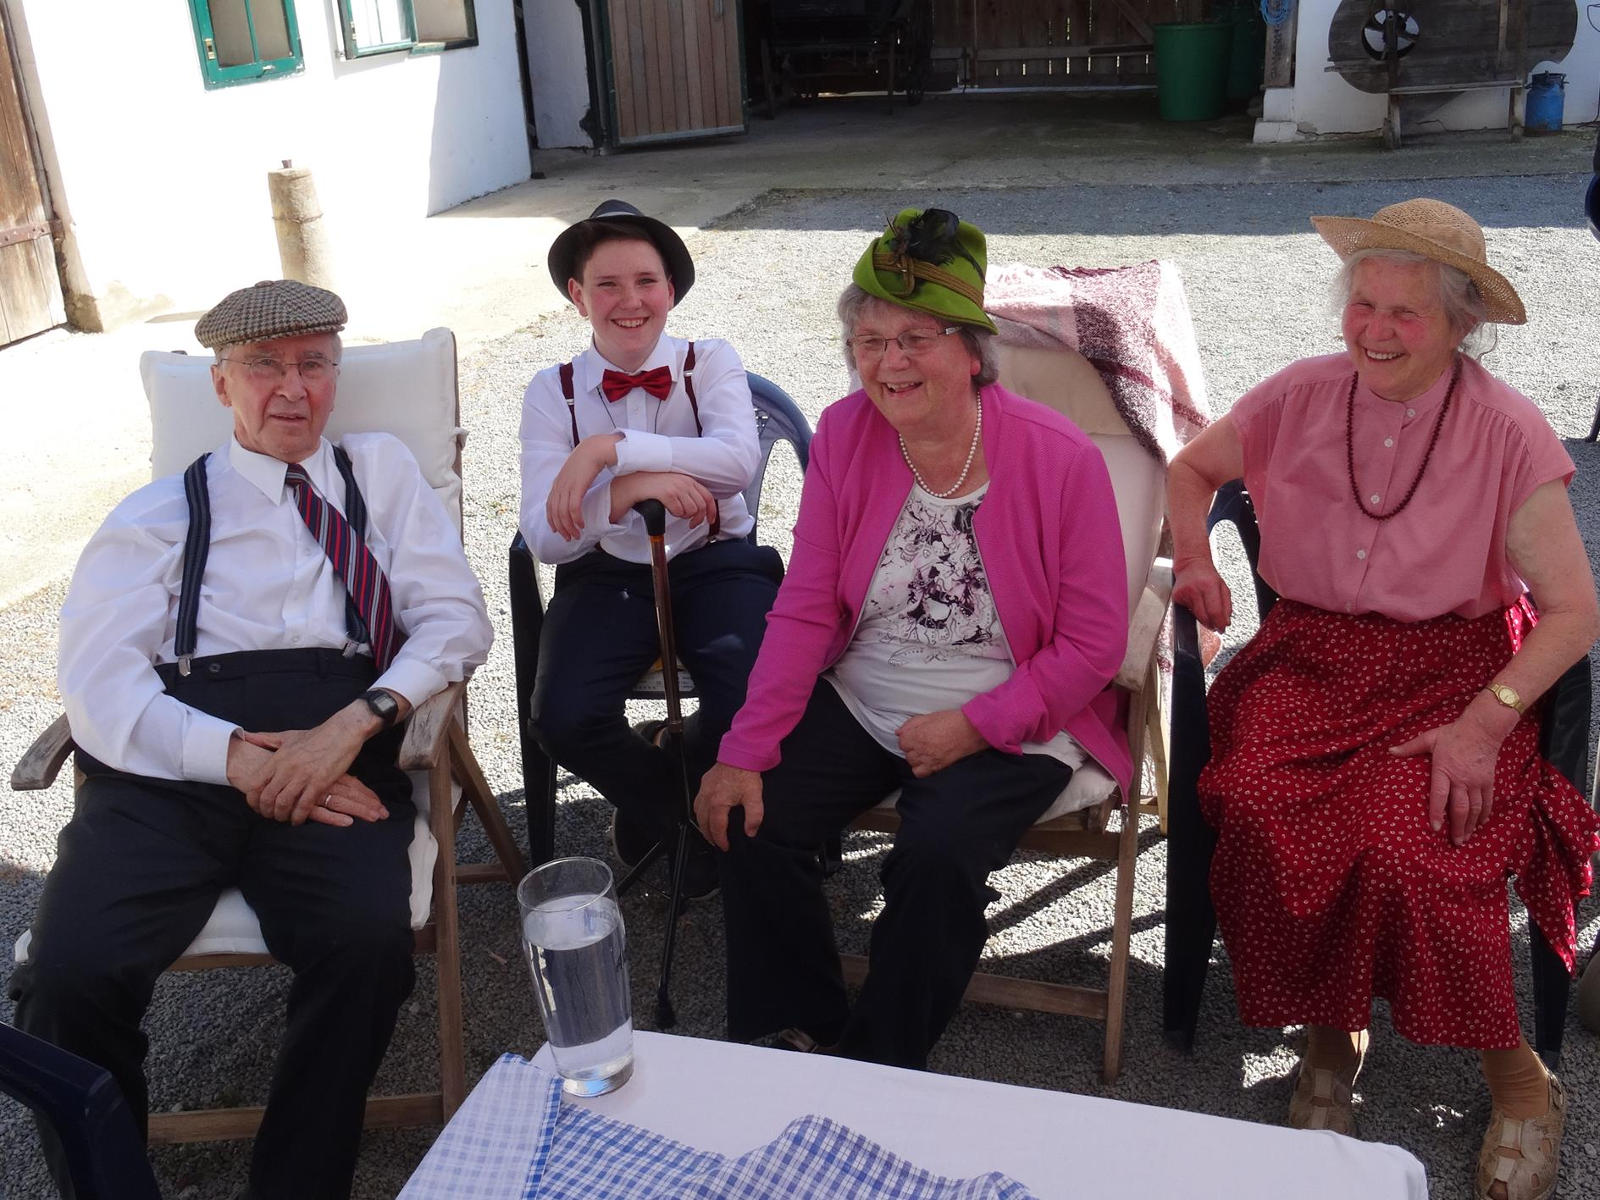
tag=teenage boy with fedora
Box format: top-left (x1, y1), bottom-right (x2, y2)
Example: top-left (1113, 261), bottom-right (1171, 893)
top-left (10, 279), bottom-right (493, 1197)
top-left (520, 200), bottom-right (781, 894)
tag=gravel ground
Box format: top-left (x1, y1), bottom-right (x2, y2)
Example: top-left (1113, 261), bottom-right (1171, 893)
top-left (4, 174), bottom-right (1600, 1197)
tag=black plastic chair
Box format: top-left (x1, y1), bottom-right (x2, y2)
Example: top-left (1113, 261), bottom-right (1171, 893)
top-left (0, 1021), bottom-right (161, 1199)
top-left (509, 373), bottom-right (812, 1022)
top-left (1162, 480), bottom-right (1594, 1071)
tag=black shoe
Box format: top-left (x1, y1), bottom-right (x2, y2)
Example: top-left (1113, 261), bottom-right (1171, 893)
top-left (677, 835), bottom-right (720, 901)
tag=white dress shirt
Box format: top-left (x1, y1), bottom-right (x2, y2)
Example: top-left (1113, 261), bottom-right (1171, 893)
top-left (518, 334), bottom-right (760, 565)
top-left (58, 434), bottom-right (493, 787)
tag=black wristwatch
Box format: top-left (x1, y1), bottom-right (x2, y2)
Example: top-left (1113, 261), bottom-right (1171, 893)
top-left (361, 689), bottom-right (401, 728)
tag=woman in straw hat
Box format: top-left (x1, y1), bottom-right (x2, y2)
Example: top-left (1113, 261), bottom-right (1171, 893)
top-left (1171, 198), bottom-right (1598, 1199)
top-left (694, 208), bottom-right (1130, 1069)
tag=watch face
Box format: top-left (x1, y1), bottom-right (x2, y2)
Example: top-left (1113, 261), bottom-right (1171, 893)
top-left (364, 690), bottom-right (399, 722)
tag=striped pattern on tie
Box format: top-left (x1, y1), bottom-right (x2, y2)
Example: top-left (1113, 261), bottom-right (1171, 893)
top-left (284, 463), bottom-right (399, 670)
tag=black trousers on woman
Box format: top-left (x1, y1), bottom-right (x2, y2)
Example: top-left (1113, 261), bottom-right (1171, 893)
top-left (10, 649), bottom-right (416, 1200)
top-left (720, 681), bottom-right (1070, 1070)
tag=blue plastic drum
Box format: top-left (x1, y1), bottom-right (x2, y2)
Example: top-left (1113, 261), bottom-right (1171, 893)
top-left (1526, 72), bottom-right (1566, 134)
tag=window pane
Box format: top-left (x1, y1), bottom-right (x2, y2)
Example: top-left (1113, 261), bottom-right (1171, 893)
top-left (350, 0), bottom-right (409, 46)
top-left (412, 0), bottom-right (471, 42)
top-left (208, 0), bottom-right (255, 66)
top-left (248, 0), bottom-right (293, 60)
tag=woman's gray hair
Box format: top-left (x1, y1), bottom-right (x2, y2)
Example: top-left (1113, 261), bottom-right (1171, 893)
top-left (836, 284), bottom-right (1000, 386)
top-left (1335, 248), bottom-right (1495, 357)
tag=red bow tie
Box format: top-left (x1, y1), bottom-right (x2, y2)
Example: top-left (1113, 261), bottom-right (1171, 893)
top-left (601, 366), bottom-right (673, 403)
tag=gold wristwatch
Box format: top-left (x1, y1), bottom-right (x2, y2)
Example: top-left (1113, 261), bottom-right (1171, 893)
top-left (1484, 682), bottom-right (1526, 714)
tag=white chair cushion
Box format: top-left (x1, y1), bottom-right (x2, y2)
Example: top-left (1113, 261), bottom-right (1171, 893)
top-left (875, 759), bottom-right (1117, 827)
top-left (140, 328), bottom-right (464, 527)
top-left (13, 773), bottom-right (445, 965)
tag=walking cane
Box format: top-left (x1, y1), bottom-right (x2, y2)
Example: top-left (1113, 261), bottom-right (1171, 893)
top-left (610, 498), bottom-right (696, 1028)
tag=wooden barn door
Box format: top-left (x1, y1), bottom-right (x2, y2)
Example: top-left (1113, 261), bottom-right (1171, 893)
top-left (944, 0), bottom-right (1158, 90)
top-left (0, 3), bottom-right (63, 346)
top-left (599, 0), bottom-right (747, 146)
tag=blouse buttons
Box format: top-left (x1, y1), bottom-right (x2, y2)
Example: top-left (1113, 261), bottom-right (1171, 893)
top-left (1406, 408), bottom-right (1416, 418)
top-left (1370, 494), bottom-right (1381, 505)
top-left (1356, 548), bottom-right (1367, 560)
top-left (1383, 437), bottom-right (1394, 448)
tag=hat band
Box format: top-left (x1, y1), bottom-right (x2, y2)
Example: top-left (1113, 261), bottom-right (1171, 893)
top-left (872, 250), bottom-right (984, 307)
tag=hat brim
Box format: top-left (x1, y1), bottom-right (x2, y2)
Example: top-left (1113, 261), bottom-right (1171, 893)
top-left (547, 211), bottom-right (695, 304)
top-left (1311, 214), bottom-right (1526, 325)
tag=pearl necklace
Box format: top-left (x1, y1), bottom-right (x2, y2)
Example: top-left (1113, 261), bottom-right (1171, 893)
top-left (899, 393), bottom-right (983, 499)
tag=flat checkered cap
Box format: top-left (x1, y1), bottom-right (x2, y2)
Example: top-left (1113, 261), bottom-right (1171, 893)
top-left (194, 279), bottom-right (347, 349)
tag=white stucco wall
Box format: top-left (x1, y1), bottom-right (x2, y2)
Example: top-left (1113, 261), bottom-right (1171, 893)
top-left (1290, 0), bottom-right (1600, 135)
top-left (12, 0), bottom-right (530, 326)
top-left (526, 0), bottom-right (593, 148)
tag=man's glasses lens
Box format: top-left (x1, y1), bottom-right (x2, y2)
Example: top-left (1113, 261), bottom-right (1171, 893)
top-left (232, 357), bottom-right (339, 382)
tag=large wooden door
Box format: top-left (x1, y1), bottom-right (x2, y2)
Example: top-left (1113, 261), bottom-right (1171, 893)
top-left (0, 3), bottom-right (63, 346)
top-left (600, 0), bottom-right (747, 146)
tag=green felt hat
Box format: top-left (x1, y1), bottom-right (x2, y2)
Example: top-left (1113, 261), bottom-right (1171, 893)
top-left (852, 208), bottom-right (997, 333)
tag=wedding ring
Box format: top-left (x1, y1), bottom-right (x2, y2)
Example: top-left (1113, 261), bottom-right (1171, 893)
top-left (321, 794), bottom-right (332, 808)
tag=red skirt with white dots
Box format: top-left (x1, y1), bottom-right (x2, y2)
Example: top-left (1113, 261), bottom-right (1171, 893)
top-left (1199, 597), bottom-right (1598, 1049)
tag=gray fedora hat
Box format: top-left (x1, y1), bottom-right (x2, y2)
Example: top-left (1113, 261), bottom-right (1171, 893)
top-left (546, 199), bottom-right (695, 303)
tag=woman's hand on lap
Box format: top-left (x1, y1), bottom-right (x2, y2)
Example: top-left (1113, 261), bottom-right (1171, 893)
top-left (694, 763), bottom-right (763, 850)
top-left (897, 710), bottom-right (989, 777)
top-left (1390, 706), bottom-right (1512, 845)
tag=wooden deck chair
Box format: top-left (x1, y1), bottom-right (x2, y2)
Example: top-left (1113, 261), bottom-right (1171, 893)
top-left (845, 343), bottom-right (1172, 1082)
top-left (11, 328), bottom-right (526, 1142)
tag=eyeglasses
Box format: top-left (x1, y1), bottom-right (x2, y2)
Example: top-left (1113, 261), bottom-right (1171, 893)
top-left (845, 327), bottom-right (961, 359)
top-left (222, 355), bottom-right (341, 384)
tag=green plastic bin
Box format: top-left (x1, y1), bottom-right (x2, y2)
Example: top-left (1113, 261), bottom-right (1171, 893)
top-left (1154, 21), bottom-right (1232, 122)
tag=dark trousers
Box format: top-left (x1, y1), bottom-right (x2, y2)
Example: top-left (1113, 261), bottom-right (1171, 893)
top-left (720, 681), bottom-right (1070, 1070)
top-left (9, 650), bottom-right (416, 1200)
top-left (531, 539), bottom-right (781, 842)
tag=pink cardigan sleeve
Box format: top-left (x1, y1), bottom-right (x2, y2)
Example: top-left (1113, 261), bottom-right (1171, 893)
top-left (960, 432), bottom-right (1128, 753)
top-left (715, 411), bottom-right (849, 772)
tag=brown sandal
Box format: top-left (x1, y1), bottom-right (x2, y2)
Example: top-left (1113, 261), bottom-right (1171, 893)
top-left (1287, 1029), bottom-right (1368, 1137)
top-left (1476, 1073), bottom-right (1565, 1200)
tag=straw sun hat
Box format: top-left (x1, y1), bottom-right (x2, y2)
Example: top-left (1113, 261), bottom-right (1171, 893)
top-left (1311, 198), bottom-right (1526, 325)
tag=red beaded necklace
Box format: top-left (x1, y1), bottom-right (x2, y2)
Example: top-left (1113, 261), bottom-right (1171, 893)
top-left (1345, 357), bottom-right (1461, 522)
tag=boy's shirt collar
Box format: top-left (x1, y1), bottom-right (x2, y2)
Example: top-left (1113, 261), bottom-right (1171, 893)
top-left (581, 334), bottom-right (675, 390)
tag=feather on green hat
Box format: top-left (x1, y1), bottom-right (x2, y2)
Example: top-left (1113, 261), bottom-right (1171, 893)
top-left (852, 208), bottom-right (997, 333)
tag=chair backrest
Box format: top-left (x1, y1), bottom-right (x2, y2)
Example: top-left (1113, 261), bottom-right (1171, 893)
top-left (139, 328), bottom-right (464, 530)
top-left (995, 343), bottom-right (1166, 616)
top-left (0, 1022), bottom-right (161, 1200)
top-left (744, 373), bottom-right (813, 540)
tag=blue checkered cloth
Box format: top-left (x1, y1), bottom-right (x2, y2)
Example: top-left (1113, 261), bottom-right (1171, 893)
top-left (401, 1054), bottom-right (1039, 1199)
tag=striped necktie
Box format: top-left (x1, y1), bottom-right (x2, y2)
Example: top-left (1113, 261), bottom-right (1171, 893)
top-left (284, 463), bottom-right (399, 670)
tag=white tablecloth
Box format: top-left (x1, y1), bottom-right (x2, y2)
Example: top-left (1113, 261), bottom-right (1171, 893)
top-left (410, 1031), bottom-right (1427, 1200)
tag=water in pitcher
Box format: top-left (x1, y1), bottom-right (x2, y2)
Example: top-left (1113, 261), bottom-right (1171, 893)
top-left (523, 893), bottom-right (633, 1092)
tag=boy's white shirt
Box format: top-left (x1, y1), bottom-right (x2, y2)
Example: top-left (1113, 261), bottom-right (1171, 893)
top-left (518, 333), bottom-right (760, 565)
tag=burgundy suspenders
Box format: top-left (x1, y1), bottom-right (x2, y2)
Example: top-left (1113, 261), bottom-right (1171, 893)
top-left (558, 342), bottom-right (717, 538)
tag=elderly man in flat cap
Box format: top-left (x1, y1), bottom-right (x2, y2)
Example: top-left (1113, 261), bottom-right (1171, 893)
top-left (9, 280), bottom-right (492, 1199)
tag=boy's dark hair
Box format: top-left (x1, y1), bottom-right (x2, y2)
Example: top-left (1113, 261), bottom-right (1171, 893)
top-left (566, 221), bottom-right (665, 287)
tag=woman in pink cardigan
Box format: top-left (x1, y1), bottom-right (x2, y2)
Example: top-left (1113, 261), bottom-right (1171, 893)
top-left (694, 209), bottom-right (1129, 1069)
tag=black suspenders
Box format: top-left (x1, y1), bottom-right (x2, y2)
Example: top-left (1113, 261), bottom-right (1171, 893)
top-left (174, 447), bottom-right (371, 675)
top-left (559, 342), bottom-right (704, 445)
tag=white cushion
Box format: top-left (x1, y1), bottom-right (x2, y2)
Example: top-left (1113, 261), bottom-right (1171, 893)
top-left (140, 328), bottom-right (464, 527)
top-left (875, 758), bottom-right (1117, 825)
top-left (14, 773), bottom-right (447, 965)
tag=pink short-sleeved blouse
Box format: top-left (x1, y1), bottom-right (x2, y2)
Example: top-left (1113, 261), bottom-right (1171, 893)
top-left (1232, 353), bottom-right (1574, 622)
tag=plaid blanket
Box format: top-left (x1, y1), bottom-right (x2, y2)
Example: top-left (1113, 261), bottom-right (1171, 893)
top-left (987, 260), bottom-right (1211, 464)
top-left (401, 1054), bottom-right (1038, 1199)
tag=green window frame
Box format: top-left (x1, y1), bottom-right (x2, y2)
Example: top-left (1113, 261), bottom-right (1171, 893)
top-left (337, 0), bottom-right (479, 58)
top-left (188, 0), bottom-right (304, 89)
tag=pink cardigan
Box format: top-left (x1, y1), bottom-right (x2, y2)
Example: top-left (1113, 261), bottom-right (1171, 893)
top-left (718, 382), bottom-right (1133, 793)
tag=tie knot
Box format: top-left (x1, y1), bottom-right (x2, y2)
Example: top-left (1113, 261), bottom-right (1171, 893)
top-left (284, 463), bottom-right (311, 491)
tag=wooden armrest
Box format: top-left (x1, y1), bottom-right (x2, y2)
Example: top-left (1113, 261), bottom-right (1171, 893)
top-left (13, 714), bottom-right (75, 791)
top-left (398, 681), bottom-right (466, 772)
top-left (1114, 559), bottom-right (1173, 692)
